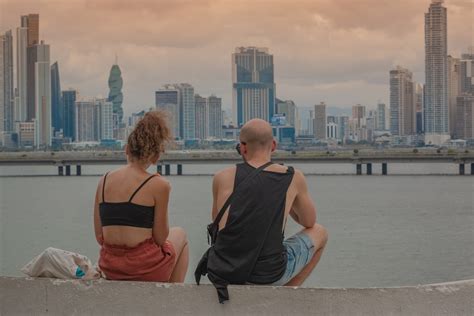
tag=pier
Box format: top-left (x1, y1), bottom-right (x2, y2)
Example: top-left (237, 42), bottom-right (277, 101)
top-left (0, 277), bottom-right (472, 315)
top-left (0, 150), bottom-right (473, 176)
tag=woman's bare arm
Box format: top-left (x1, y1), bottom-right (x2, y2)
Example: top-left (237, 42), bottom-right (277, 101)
top-left (152, 178), bottom-right (171, 246)
top-left (93, 178), bottom-right (104, 245)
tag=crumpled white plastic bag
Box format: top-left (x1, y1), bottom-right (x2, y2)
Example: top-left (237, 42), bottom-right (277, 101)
top-left (21, 247), bottom-right (101, 280)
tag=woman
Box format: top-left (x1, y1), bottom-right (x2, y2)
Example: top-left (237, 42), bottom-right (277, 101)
top-left (94, 111), bottom-right (188, 282)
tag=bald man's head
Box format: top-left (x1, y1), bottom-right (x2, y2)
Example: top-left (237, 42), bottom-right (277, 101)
top-left (240, 119), bottom-right (274, 151)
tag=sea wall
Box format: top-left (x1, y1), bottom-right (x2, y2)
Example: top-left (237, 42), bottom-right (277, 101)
top-left (1, 277), bottom-right (473, 315)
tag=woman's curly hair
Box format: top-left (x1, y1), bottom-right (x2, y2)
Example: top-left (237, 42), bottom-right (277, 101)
top-left (127, 111), bottom-right (172, 162)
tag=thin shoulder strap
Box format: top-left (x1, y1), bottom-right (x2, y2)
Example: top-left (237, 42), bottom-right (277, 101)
top-left (214, 161), bottom-right (273, 226)
top-left (129, 175), bottom-right (156, 202)
top-left (102, 172), bottom-right (109, 202)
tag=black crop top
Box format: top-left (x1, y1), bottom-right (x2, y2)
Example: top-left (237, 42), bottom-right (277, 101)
top-left (99, 172), bottom-right (155, 228)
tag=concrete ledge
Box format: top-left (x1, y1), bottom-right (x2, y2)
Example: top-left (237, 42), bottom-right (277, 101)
top-left (1, 277), bottom-right (473, 315)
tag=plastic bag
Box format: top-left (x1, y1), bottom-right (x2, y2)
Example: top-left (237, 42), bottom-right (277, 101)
top-left (21, 247), bottom-right (101, 280)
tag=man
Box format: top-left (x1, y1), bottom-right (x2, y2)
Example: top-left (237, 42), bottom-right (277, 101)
top-left (196, 119), bottom-right (328, 302)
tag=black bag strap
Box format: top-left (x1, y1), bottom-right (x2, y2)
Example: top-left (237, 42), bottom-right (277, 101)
top-left (213, 161), bottom-right (273, 227)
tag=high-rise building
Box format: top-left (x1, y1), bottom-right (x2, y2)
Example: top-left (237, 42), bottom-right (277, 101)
top-left (313, 102), bottom-right (327, 140)
top-left (75, 100), bottom-right (99, 142)
top-left (33, 42), bottom-right (51, 148)
top-left (390, 66), bottom-right (416, 136)
top-left (327, 122), bottom-right (338, 139)
top-left (156, 86), bottom-right (180, 138)
top-left (232, 47), bottom-right (275, 127)
top-left (208, 95), bottom-right (223, 139)
top-left (108, 63), bottom-right (124, 125)
top-left (156, 83), bottom-right (195, 140)
top-left (376, 103), bottom-right (386, 131)
top-left (455, 94), bottom-right (474, 139)
top-left (424, 0), bottom-right (449, 144)
top-left (15, 27), bottom-right (28, 122)
top-left (447, 56), bottom-right (461, 137)
top-left (21, 14), bottom-right (39, 47)
top-left (459, 51), bottom-right (474, 94)
top-left (62, 89), bottom-right (77, 141)
top-left (16, 121), bottom-right (35, 147)
top-left (195, 94), bottom-right (208, 140)
top-left (51, 62), bottom-right (62, 133)
top-left (352, 104), bottom-right (366, 128)
top-left (97, 99), bottom-right (114, 141)
top-left (1, 31), bottom-right (14, 134)
top-left (276, 99), bottom-right (297, 128)
top-left (415, 84), bottom-right (424, 134)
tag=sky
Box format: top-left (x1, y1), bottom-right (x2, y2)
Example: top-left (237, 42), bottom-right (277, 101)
top-left (1, 0), bottom-right (473, 117)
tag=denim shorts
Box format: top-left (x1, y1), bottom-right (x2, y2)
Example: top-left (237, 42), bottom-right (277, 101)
top-left (271, 231), bottom-right (316, 286)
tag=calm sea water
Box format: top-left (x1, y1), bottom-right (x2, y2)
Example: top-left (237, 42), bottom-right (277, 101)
top-left (0, 163), bottom-right (473, 287)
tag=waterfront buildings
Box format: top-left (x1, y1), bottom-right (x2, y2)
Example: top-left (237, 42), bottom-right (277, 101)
top-left (62, 89), bottom-right (77, 141)
top-left (276, 99), bottom-right (296, 128)
top-left (156, 85), bottom-right (180, 138)
top-left (75, 98), bottom-right (113, 143)
top-left (156, 83), bottom-right (195, 140)
top-left (313, 102), bottom-right (327, 140)
top-left (455, 94), bottom-right (474, 140)
top-left (50, 62), bottom-right (62, 134)
top-left (232, 47), bottom-right (275, 127)
top-left (207, 95), bottom-right (223, 139)
top-left (376, 103), bottom-right (387, 131)
top-left (108, 63), bottom-right (124, 125)
top-left (33, 42), bottom-right (51, 148)
top-left (15, 26), bottom-right (28, 122)
top-left (424, 0), bottom-right (449, 144)
top-left (390, 66), bottom-right (416, 136)
top-left (195, 94), bottom-right (208, 140)
top-left (1, 30), bottom-right (14, 136)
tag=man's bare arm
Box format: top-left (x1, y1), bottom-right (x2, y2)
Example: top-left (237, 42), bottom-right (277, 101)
top-left (291, 170), bottom-right (317, 228)
top-left (211, 174), bottom-right (219, 220)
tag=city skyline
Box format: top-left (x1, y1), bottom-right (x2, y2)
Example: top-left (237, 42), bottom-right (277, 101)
top-left (1, 0), bottom-right (472, 117)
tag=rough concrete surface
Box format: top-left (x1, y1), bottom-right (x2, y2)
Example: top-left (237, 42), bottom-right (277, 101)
top-left (1, 277), bottom-right (473, 315)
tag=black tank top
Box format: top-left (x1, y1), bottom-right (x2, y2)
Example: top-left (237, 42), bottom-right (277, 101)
top-left (204, 162), bottom-right (295, 292)
top-left (99, 172), bottom-right (156, 228)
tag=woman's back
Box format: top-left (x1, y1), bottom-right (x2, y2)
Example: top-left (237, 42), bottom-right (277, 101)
top-left (98, 166), bottom-right (164, 247)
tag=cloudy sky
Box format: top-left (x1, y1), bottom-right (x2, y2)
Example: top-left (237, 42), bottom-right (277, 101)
top-left (1, 0), bottom-right (473, 117)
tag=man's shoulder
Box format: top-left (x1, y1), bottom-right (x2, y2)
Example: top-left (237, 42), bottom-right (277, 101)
top-left (214, 166), bottom-right (237, 181)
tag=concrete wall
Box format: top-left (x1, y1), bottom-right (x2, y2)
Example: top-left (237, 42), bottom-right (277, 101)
top-left (1, 277), bottom-right (473, 315)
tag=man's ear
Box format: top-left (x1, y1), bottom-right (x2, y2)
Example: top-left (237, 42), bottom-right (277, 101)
top-left (271, 140), bottom-right (277, 152)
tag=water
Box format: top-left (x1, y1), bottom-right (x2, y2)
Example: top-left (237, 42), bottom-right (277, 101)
top-left (0, 164), bottom-right (473, 288)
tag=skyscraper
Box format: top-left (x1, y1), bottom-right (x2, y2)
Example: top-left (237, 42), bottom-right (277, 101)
top-left (313, 102), bottom-right (327, 140)
top-left (376, 103), bottom-right (386, 131)
top-left (232, 47), bottom-right (275, 127)
top-left (108, 63), bottom-right (124, 125)
top-left (208, 95), bottom-right (223, 139)
top-left (15, 26), bottom-right (28, 122)
top-left (62, 89), bottom-right (77, 141)
top-left (455, 94), bottom-right (474, 140)
top-left (0, 31), bottom-right (14, 134)
top-left (179, 83), bottom-right (195, 140)
top-left (424, 0), bottom-right (449, 144)
top-left (276, 99), bottom-right (297, 128)
top-left (195, 94), bottom-right (208, 140)
top-left (97, 99), bottom-right (114, 141)
top-left (390, 66), bottom-right (416, 136)
top-left (33, 42), bottom-right (51, 148)
top-left (459, 51), bottom-right (474, 94)
top-left (415, 84), bottom-right (424, 134)
top-left (75, 99), bottom-right (99, 142)
top-left (156, 86), bottom-right (180, 138)
top-left (24, 14), bottom-right (41, 122)
top-left (22, 14), bottom-right (39, 47)
top-left (447, 56), bottom-right (461, 137)
top-left (51, 62), bottom-right (62, 133)
top-left (352, 104), bottom-right (366, 128)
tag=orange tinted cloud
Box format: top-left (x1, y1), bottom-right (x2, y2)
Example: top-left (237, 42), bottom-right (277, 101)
top-left (0, 0), bottom-right (472, 114)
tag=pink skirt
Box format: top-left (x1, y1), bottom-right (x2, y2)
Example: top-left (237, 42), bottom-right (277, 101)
top-left (99, 238), bottom-right (176, 282)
